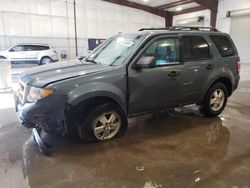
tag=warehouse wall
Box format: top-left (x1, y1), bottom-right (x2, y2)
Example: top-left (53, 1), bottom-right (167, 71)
top-left (173, 10), bottom-right (211, 27)
top-left (0, 0), bottom-right (164, 58)
top-left (216, 0), bottom-right (250, 33)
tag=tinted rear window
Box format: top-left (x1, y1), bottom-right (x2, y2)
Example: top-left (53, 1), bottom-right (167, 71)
top-left (180, 36), bottom-right (210, 61)
top-left (210, 35), bottom-right (236, 57)
top-left (38, 45), bottom-right (50, 50)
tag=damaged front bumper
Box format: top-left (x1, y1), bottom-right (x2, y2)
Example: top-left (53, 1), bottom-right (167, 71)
top-left (14, 92), bottom-right (68, 134)
top-left (32, 128), bottom-right (54, 156)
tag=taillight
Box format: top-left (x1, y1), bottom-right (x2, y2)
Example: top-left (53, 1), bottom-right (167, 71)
top-left (237, 60), bottom-right (240, 74)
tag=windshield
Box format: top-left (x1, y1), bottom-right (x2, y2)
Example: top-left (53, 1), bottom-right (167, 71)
top-left (86, 33), bottom-right (145, 66)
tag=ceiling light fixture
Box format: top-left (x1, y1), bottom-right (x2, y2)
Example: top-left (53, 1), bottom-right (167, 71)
top-left (176, 7), bottom-right (183, 11)
top-left (142, 0), bottom-right (149, 2)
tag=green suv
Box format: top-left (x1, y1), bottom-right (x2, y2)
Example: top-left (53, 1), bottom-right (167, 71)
top-left (15, 26), bottom-right (240, 150)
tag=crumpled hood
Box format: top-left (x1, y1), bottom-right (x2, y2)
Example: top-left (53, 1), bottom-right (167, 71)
top-left (20, 60), bottom-right (112, 87)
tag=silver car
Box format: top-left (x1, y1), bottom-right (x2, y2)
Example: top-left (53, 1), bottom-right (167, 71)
top-left (0, 44), bottom-right (58, 65)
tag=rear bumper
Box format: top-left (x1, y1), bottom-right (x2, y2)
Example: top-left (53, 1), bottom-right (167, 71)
top-left (14, 93), bottom-right (67, 133)
top-left (233, 74), bottom-right (240, 91)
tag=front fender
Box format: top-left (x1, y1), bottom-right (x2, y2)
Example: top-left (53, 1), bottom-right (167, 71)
top-left (201, 67), bottom-right (235, 98)
top-left (67, 82), bottom-right (127, 112)
top-left (0, 56), bottom-right (7, 59)
top-left (0, 52), bottom-right (8, 59)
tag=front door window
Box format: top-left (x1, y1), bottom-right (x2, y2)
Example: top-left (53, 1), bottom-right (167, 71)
top-left (142, 38), bottom-right (179, 66)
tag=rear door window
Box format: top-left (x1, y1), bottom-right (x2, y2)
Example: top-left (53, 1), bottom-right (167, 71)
top-left (24, 45), bottom-right (49, 51)
top-left (210, 35), bottom-right (236, 57)
top-left (24, 45), bottom-right (36, 51)
top-left (180, 36), bottom-right (210, 61)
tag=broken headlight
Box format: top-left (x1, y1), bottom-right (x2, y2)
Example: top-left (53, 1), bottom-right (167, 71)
top-left (27, 86), bottom-right (54, 103)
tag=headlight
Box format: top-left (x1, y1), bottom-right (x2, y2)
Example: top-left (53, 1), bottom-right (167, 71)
top-left (27, 86), bottom-right (54, 103)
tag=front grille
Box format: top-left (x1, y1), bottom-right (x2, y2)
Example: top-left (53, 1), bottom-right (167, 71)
top-left (17, 81), bottom-right (28, 104)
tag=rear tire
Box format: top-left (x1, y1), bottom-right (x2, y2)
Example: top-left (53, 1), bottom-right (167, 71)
top-left (78, 102), bottom-right (128, 143)
top-left (199, 82), bottom-right (228, 117)
top-left (40, 57), bottom-right (52, 65)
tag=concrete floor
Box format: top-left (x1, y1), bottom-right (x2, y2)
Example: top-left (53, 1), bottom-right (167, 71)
top-left (0, 65), bottom-right (250, 188)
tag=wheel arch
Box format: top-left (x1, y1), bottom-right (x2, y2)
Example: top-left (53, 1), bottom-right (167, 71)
top-left (68, 87), bottom-right (127, 114)
top-left (204, 77), bottom-right (233, 98)
top-left (40, 55), bottom-right (51, 60)
top-left (0, 56), bottom-right (7, 59)
top-left (65, 95), bottom-right (126, 135)
top-left (75, 96), bottom-right (126, 112)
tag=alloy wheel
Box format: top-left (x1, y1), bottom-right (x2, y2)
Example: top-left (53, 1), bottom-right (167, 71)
top-left (210, 89), bottom-right (225, 111)
top-left (92, 111), bottom-right (121, 141)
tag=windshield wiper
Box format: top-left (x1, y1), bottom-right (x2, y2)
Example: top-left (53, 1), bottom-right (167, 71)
top-left (110, 55), bottom-right (122, 66)
top-left (85, 58), bottom-right (102, 65)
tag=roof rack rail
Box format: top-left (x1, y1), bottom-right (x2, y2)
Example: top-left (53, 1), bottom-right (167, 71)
top-left (138, 27), bottom-right (171, 31)
top-left (138, 26), bottom-right (219, 32)
top-left (169, 26), bottom-right (219, 32)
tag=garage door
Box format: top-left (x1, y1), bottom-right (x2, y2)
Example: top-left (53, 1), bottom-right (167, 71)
top-left (230, 16), bottom-right (250, 63)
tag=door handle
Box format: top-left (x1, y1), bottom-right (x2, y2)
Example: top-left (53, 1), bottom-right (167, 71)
top-left (168, 71), bottom-right (180, 77)
top-left (206, 64), bottom-right (215, 70)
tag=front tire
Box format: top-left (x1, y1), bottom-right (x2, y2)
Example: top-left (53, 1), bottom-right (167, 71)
top-left (78, 102), bottom-right (128, 143)
top-left (199, 83), bottom-right (228, 117)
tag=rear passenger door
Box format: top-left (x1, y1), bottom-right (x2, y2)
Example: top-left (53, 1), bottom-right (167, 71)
top-left (180, 35), bottom-right (215, 102)
top-left (24, 45), bottom-right (40, 60)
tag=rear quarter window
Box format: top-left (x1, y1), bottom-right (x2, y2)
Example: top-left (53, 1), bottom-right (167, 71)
top-left (38, 46), bottom-right (50, 51)
top-left (210, 35), bottom-right (236, 57)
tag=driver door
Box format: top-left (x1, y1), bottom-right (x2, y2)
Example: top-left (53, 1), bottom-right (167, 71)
top-left (128, 36), bottom-right (185, 114)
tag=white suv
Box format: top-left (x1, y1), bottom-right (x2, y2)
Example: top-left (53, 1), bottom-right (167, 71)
top-left (0, 44), bottom-right (58, 65)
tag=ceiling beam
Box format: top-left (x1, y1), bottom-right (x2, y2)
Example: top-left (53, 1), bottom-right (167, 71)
top-left (165, 13), bottom-right (173, 27)
top-left (210, 9), bottom-right (217, 27)
top-left (193, 0), bottom-right (218, 27)
top-left (192, 0), bottom-right (218, 12)
top-left (102, 0), bottom-right (170, 18)
top-left (102, 0), bottom-right (173, 27)
top-left (156, 0), bottom-right (192, 10)
top-left (173, 6), bottom-right (207, 16)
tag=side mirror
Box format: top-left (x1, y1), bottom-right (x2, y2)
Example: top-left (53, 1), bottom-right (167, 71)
top-left (134, 56), bottom-right (156, 69)
top-left (9, 48), bottom-right (14, 52)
